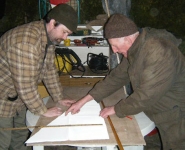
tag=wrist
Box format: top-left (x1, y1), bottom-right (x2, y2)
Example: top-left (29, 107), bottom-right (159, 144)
top-left (81, 94), bottom-right (93, 104)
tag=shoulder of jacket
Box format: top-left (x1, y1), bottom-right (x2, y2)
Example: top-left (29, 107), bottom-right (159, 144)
top-left (11, 21), bottom-right (46, 46)
top-left (142, 27), bottom-right (182, 46)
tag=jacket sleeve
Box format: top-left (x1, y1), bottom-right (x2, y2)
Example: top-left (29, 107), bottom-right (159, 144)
top-left (89, 58), bottom-right (130, 102)
top-left (115, 37), bottom-right (178, 117)
top-left (7, 44), bottom-right (47, 115)
top-left (42, 47), bottom-right (63, 102)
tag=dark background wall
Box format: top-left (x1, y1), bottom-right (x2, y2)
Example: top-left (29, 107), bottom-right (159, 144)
top-left (0, 0), bottom-right (184, 53)
top-left (0, 0), bottom-right (6, 19)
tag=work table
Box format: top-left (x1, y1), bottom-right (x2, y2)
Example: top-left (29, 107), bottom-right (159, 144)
top-left (26, 87), bottom-right (155, 150)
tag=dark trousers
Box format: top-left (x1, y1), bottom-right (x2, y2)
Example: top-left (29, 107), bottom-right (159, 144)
top-left (0, 107), bottom-right (29, 150)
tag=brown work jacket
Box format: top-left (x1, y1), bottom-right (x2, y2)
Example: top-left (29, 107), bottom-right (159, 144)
top-left (89, 27), bottom-right (185, 148)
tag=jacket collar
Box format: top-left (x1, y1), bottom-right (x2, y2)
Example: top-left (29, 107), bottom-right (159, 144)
top-left (44, 20), bottom-right (53, 46)
top-left (127, 28), bottom-right (147, 63)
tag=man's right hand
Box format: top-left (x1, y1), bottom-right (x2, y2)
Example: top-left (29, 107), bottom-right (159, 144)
top-left (65, 94), bottom-right (94, 116)
top-left (65, 100), bottom-right (84, 116)
top-left (42, 107), bottom-right (63, 117)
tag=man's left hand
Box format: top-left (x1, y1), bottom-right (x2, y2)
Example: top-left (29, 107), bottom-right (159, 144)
top-left (99, 106), bottom-right (115, 118)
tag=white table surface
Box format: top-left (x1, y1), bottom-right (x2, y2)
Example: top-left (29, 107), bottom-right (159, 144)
top-left (26, 97), bottom-right (155, 150)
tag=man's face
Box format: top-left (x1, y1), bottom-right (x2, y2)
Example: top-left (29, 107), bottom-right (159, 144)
top-left (108, 37), bottom-right (132, 58)
top-left (48, 23), bottom-right (72, 45)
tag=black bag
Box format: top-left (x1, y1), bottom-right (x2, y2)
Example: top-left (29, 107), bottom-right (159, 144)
top-left (87, 53), bottom-right (109, 74)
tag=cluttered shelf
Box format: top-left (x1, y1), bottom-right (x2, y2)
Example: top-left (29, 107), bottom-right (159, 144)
top-left (38, 25), bottom-right (110, 97)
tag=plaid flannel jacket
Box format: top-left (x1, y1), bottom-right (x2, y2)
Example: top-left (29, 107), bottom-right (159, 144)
top-left (0, 20), bottom-right (63, 117)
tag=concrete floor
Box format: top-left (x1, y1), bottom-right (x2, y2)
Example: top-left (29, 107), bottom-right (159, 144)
top-left (27, 146), bottom-right (103, 150)
top-left (44, 146), bottom-right (77, 150)
top-left (27, 146), bottom-right (77, 150)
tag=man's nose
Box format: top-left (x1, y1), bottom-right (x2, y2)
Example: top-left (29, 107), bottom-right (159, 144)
top-left (62, 34), bottom-right (68, 40)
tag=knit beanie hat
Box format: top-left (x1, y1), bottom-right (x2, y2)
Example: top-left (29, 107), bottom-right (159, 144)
top-left (104, 14), bottom-right (138, 39)
top-left (47, 4), bottom-right (78, 33)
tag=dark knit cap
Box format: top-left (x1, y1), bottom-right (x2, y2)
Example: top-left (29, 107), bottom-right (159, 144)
top-left (104, 14), bottom-right (138, 39)
top-left (47, 4), bottom-right (78, 33)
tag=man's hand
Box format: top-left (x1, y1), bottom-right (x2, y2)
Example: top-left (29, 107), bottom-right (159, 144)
top-left (65, 94), bottom-right (94, 116)
top-left (58, 99), bottom-right (76, 107)
top-left (99, 106), bottom-right (115, 118)
top-left (42, 107), bottom-right (63, 117)
top-left (65, 100), bottom-right (83, 116)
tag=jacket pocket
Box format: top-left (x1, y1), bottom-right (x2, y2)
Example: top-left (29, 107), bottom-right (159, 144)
top-left (152, 106), bottom-right (181, 124)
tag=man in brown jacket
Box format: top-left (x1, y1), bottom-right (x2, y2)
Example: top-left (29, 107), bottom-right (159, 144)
top-left (0, 4), bottom-right (77, 150)
top-left (66, 14), bottom-right (185, 150)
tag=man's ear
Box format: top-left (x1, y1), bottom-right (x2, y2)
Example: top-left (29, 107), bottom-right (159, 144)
top-left (46, 19), bottom-right (56, 32)
top-left (50, 19), bottom-right (56, 27)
